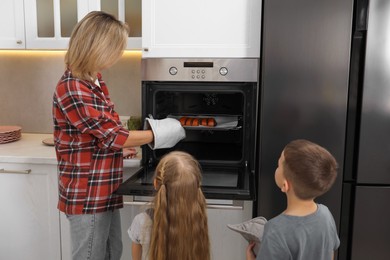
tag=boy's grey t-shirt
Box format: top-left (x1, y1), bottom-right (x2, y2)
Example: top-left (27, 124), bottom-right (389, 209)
top-left (256, 204), bottom-right (340, 260)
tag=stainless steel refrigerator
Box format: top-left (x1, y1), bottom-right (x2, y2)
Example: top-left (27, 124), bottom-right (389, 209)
top-left (256, 0), bottom-right (353, 259)
top-left (340, 0), bottom-right (390, 259)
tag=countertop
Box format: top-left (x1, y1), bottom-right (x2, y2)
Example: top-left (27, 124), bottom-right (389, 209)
top-left (0, 133), bottom-right (141, 168)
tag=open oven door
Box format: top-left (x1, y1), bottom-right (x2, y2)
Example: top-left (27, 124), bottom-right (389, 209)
top-left (116, 156), bottom-right (256, 200)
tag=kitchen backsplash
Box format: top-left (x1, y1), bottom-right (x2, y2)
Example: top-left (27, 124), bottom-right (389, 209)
top-left (0, 51), bottom-right (142, 133)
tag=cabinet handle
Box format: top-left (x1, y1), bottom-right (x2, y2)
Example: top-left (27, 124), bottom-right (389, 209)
top-left (16, 40), bottom-right (23, 45)
top-left (124, 201), bottom-right (150, 206)
top-left (124, 199), bottom-right (244, 210)
top-left (0, 168), bottom-right (31, 174)
top-left (143, 47), bottom-right (149, 52)
top-left (206, 204), bottom-right (244, 210)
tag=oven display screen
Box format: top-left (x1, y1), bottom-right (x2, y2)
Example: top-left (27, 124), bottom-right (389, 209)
top-left (184, 62), bottom-right (214, 68)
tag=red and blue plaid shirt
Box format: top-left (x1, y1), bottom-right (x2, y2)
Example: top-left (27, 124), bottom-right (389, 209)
top-left (53, 70), bottom-right (129, 214)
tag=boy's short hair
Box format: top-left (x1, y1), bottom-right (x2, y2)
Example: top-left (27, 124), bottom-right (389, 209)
top-left (283, 139), bottom-right (338, 200)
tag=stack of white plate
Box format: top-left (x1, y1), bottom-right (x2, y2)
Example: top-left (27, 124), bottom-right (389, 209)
top-left (0, 126), bottom-right (22, 144)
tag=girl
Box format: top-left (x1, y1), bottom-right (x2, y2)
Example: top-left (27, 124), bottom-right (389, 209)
top-left (128, 151), bottom-right (210, 260)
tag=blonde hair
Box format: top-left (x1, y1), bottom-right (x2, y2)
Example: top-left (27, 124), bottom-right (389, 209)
top-left (65, 11), bottom-right (129, 81)
top-left (149, 151), bottom-right (210, 260)
top-left (283, 139), bottom-right (338, 200)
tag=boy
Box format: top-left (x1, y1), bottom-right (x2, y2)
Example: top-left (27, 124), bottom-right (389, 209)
top-left (247, 139), bottom-right (340, 260)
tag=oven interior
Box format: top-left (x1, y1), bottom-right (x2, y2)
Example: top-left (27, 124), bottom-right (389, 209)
top-left (118, 81), bottom-right (258, 200)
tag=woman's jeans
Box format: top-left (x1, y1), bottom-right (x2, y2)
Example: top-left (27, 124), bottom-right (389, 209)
top-left (66, 210), bottom-right (123, 260)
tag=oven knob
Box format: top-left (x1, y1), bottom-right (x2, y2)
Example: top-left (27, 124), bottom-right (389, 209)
top-left (169, 67), bottom-right (178, 75)
top-left (219, 67), bottom-right (228, 76)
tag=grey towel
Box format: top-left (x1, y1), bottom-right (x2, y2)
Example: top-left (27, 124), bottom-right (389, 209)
top-left (227, 216), bottom-right (267, 254)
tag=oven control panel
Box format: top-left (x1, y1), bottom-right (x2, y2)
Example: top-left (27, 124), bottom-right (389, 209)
top-left (142, 58), bottom-right (258, 82)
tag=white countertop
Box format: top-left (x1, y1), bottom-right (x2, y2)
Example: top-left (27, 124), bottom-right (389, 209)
top-left (0, 133), bottom-right (141, 168)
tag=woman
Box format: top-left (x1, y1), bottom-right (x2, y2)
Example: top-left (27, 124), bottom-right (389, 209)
top-left (53, 11), bottom-right (184, 260)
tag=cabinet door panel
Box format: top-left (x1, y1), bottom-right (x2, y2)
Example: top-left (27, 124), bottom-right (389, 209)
top-left (24, 0), bottom-right (72, 49)
top-left (357, 0), bottom-right (390, 184)
top-left (2, 0), bottom-right (141, 49)
top-left (0, 164), bottom-right (60, 260)
top-left (207, 201), bottom-right (253, 260)
top-left (351, 186), bottom-right (390, 260)
top-left (142, 0), bottom-right (261, 58)
top-left (100, 0), bottom-right (142, 49)
top-left (0, 0), bottom-right (25, 48)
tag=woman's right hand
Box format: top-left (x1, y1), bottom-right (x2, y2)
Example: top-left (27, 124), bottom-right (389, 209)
top-left (145, 117), bottom-right (186, 149)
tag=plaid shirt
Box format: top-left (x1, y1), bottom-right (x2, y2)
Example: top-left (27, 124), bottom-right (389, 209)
top-left (53, 70), bottom-right (129, 214)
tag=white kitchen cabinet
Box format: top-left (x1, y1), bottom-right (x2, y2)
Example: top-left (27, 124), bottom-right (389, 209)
top-left (0, 0), bottom-right (141, 50)
top-left (121, 197), bottom-right (253, 260)
top-left (120, 199), bottom-right (254, 260)
top-left (208, 201), bottom-right (253, 260)
top-left (60, 214), bottom-right (72, 260)
top-left (24, 0), bottom-right (111, 49)
top-left (61, 196), bottom-right (253, 260)
top-left (121, 196), bottom-right (253, 260)
top-left (0, 134), bottom-right (140, 259)
top-left (98, 0), bottom-right (142, 49)
top-left (0, 163), bottom-right (61, 260)
top-left (142, 0), bottom-right (262, 58)
top-left (0, 0), bottom-right (26, 49)
top-left (24, 0), bottom-right (78, 49)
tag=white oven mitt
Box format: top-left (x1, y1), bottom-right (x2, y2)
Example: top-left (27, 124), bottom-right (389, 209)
top-left (144, 117), bottom-right (186, 150)
top-left (227, 216), bottom-right (267, 255)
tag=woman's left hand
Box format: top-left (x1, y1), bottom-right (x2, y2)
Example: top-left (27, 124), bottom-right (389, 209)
top-left (123, 147), bottom-right (138, 159)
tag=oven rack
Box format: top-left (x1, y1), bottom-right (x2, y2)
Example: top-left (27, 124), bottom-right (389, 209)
top-left (167, 115), bottom-right (241, 130)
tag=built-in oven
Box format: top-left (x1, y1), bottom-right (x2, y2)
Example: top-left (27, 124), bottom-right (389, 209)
top-left (117, 58), bottom-right (259, 201)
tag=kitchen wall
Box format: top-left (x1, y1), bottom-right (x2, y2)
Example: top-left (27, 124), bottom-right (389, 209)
top-left (0, 50), bottom-right (142, 133)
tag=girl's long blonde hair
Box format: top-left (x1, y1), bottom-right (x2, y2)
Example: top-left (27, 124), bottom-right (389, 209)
top-left (149, 151), bottom-right (210, 260)
top-left (65, 11), bottom-right (129, 81)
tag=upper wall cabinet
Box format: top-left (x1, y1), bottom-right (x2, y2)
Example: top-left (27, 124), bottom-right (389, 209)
top-left (0, 0), bottom-right (141, 50)
top-left (142, 0), bottom-right (262, 58)
top-left (24, 0), bottom-right (78, 49)
top-left (77, 0), bottom-right (141, 49)
top-left (0, 0), bottom-right (25, 49)
top-left (98, 0), bottom-right (142, 49)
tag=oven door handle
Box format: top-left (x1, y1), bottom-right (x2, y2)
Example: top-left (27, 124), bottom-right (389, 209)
top-left (250, 169), bottom-right (257, 201)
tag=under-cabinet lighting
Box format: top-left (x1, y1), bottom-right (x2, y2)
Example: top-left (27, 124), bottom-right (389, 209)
top-left (0, 50), bottom-right (142, 57)
top-left (0, 50), bottom-right (66, 57)
top-left (122, 51), bottom-right (142, 58)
